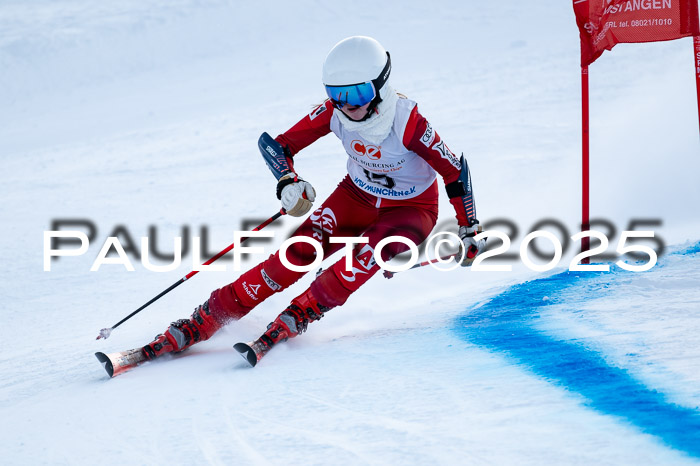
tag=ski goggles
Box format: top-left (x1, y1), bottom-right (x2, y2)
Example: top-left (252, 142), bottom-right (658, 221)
top-left (324, 52), bottom-right (392, 109)
top-left (325, 82), bottom-right (377, 108)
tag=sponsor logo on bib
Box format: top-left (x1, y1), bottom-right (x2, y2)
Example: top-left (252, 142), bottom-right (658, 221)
top-left (351, 140), bottom-right (382, 160)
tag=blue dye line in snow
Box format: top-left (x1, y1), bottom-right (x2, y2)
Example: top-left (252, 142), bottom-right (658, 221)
top-left (454, 242), bottom-right (700, 457)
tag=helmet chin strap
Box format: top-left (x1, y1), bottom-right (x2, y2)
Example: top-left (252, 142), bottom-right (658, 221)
top-left (349, 94), bottom-right (382, 122)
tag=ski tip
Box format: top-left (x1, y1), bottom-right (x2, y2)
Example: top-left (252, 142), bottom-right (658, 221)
top-left (233, 342), bottom-right (257, 367)
top-left (95, 352), bottom-right (115, 378)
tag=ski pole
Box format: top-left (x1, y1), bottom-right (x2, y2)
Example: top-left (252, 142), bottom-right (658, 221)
top-left (96, 209), bottom-right (286, 340)
top-left (383, 253), bottom-right (459, 279)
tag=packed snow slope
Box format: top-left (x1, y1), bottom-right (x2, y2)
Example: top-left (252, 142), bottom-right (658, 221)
top-left (1, 1), bottom-right (699, 464)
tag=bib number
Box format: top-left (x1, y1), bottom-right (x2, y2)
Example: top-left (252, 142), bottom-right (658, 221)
top-left (363, 169), bottom-right (396, 189)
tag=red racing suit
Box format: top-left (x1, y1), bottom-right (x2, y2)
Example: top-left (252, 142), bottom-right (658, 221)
top-left (210, 97), bottom-right (475, 318)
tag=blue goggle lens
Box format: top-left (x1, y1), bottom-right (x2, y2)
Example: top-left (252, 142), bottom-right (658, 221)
top-left (324, 82), bottom-right (376, 108)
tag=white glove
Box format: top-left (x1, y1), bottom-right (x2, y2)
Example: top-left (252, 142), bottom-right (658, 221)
top-left (458, 224), bottom-right (485, 267)
top-left (278, 173), bottom-right (316, 217)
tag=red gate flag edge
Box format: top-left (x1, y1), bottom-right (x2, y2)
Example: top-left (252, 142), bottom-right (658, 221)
top-left (574, 0), bottom-right (699, 67)
top-left (695, 34), bottom-right (700, 134)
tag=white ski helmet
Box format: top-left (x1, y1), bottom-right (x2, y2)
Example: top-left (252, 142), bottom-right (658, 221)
top-left (322, 36), bottom-right (391, 111)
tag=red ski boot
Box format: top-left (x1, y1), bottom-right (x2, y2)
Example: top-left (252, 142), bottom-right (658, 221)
top-left (142, 300), bottom-right (222, 360)
top-left (234, 287), bottom-right (331, 367)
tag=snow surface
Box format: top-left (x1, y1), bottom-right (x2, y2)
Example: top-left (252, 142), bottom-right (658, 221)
top-left (1, 1), bottom-right (699, 464)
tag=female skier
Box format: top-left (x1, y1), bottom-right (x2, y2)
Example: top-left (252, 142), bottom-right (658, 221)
top-left (142, 36), bottom-right (485, 366)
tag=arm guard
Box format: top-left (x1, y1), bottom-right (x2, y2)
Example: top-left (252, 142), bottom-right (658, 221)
top-left (445, 154), bottom-right (478, 226)
top-left (258, 132), bottom-right (292, 181)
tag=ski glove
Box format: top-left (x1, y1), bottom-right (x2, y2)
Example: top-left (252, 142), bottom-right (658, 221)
top-left (277, 172), bottom-right (316, 217)
top-left (458, 224), bottom-right (485, 267)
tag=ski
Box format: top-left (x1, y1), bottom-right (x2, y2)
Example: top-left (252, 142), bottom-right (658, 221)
top-left (233, 339), bottom-right (271, 367)
top-left (97, 338), bottom-right (270, 376)
top-left (95, 348), bottom-right (147, 378)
